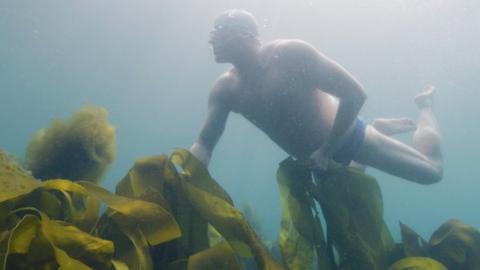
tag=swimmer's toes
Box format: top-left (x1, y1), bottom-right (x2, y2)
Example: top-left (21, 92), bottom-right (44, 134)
top-left (415, 86), bottom-right (436, 108)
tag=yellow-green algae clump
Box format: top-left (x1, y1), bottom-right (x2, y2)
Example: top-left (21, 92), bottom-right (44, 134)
top-left (26, 106), bottom-right (116, 183)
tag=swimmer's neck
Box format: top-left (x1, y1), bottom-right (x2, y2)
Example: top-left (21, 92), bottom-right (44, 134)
top-left (230, 45), bottom-right (263, 78)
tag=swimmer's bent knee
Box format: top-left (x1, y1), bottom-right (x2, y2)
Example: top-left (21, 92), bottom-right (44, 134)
top-left (417, 165), bottom-right (443, 185)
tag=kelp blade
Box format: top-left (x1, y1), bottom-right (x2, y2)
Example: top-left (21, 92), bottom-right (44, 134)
top-left (388, 257), bottom-right (447, 270)
top-left (41, 213), bottom-right (114, 269)
top-left (112, 212), bottom-right (153, 270)
top-left (114, 155), bottom-right (209, 267)
top-left (0, 151), bottom-right (42, 203)
top-left (4, 214), bottom-right (53, 269)
top-left (3, 211), bottom-right (111, 270)
top-left (116, 155), bottom-right (173, 209)
top-left (400, 222), bottom-right (429, 257)
top-left (310, 162), bottom-right (395, 270)
top-left (41, 179), bottom-right (181, 246)
top-left (277, 158), bottom-right (332, 270)
top-left (171, 149), bottom-right (284, 270)
top-left (170, 149), bottom-right (233, 204)
top-left (429, 219), bottom-right (480, 270)
top-left (80, 181), bottom-right (181, 246)
top-left (187, 241), bottom-right (242, 270)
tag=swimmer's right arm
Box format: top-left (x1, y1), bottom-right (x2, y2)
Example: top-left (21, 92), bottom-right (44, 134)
top-left (190, 78), bottom-right (231, 166)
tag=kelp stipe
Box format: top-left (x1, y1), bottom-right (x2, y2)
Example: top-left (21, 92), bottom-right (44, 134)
top-left (277, 157), bottom-right (333, 270)
top-left (277, 158), bottom-right (395, 270)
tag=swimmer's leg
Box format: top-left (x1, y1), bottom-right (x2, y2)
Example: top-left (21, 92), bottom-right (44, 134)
top-left (349, 118), bottom-right (416, 170)
top-left (353, 86), bottom-right (443, 184)
top-left (371, 118), bottom-right (416, 136)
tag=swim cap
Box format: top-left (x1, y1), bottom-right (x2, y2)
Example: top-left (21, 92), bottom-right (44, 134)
top-left (213, 9), bottom-right (259, 37)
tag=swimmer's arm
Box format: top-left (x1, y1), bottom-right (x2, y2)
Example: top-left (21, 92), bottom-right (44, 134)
top-left (190, 78), bottom-right (231, 166)
top-left (305, 44), bottom-right (367, 157)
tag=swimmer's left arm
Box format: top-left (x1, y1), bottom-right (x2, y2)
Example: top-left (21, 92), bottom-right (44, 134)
top-left (301, 42), bottom-right (366, 166)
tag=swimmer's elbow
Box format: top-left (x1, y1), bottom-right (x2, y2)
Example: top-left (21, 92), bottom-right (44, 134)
top-left (356, 88), bottom-right (367, 107)
top-left (337, 80), bottom-right (366, 107)
top-left (343, 85), bottom-right (366, 111)
top-left (358, 87), bottom-right (367, 101)
top-left (351, 80), bottom-right (366, 102)
top-left (418, 167), bottom-right (443, 185)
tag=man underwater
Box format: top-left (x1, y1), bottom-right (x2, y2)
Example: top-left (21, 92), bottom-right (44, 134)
top-left (190, 9), bottom-right (443, 185)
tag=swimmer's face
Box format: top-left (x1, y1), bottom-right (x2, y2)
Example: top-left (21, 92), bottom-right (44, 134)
top-left (209, 24), bottom-right (251, 63)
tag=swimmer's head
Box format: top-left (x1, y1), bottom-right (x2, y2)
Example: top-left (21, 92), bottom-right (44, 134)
top-left (210, 9), bottom-right (260, 63)
top-left (213, 9), bottom-right (259, 37)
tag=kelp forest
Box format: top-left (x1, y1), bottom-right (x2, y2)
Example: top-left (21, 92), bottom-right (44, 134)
top-left (1, 106), bottom-right (479, 270)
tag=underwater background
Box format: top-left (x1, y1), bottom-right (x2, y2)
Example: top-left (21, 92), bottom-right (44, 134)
top-left (1, 0), bottom-right (479, 245)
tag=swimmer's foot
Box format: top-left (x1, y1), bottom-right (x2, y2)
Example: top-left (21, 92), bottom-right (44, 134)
top-left (415, 85), bottom-right (436, 109)
top-left (372, 118), bottom-right (417, 135)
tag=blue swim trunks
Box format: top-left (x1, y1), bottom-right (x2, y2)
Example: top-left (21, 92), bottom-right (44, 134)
top-left (332, 117), bottom-right (366, 165)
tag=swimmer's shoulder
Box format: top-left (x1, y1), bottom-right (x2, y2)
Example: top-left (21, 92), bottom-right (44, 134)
top-left (264, 39), bottom-right (318, 52)
top-left (262, 39), bottom-right (326, 64)
top-left (262, 39), bottom-right (333, 74)
top-left (209, 69), bottom-right (237, 108)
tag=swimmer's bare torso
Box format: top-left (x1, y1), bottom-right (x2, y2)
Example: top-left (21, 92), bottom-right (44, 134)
top-left (213, 39), bottom-right (360, 159)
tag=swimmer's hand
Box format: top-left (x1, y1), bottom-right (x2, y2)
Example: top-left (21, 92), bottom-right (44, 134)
top-left (309, 147), bottom-right (331, 173)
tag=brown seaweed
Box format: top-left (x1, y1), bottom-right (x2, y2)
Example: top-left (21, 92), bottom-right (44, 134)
top-left (26, 106), bottom-right (116, 183)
